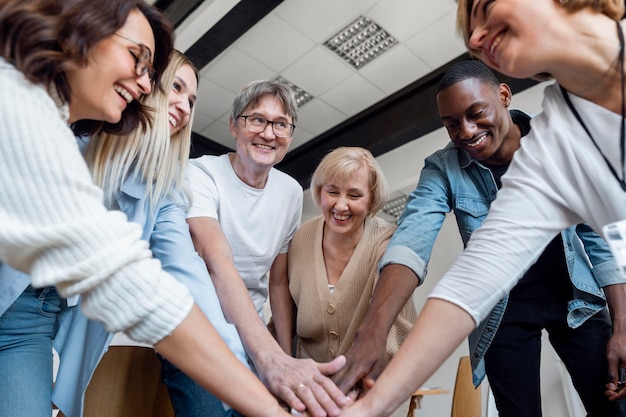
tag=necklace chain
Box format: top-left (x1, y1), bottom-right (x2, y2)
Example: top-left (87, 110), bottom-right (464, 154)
top-left (560, 20), bottom-right (626, 192)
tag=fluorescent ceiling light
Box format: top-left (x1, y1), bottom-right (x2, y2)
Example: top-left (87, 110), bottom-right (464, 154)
top-left (324, 16), bottom-right (398, 69)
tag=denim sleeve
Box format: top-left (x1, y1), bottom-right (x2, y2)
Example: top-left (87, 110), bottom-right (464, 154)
top-left (575, 223), bottom-right (625, 287)
top-left (379, 151), bottom-right (453, 284)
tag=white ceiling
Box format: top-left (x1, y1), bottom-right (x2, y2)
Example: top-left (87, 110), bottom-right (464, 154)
top-left (168, 0), bottom-right (548, 220)
top-left (174, 0), bottom-right (466, 151)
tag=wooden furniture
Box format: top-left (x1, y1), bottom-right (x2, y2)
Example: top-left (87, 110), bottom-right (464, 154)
top-left (58, 346), bottom-right (175, 417)
top-left (450, 356), bottom-right (481, 417)
top-left (407, 387), bottom-right (450, 417)
top-left (407, 355), bottom-right (480, 417)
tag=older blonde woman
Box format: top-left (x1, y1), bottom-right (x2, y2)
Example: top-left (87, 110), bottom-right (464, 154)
top-left (271, 147), bottom-right (416, 414)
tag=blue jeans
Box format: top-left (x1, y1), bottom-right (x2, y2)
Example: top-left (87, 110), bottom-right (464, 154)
top-left (0, 285), bottom-right (63, 417)
top-left (159, 355), bottom-right (244, 417)
top-left (485, 297), bottom-right (626, 417)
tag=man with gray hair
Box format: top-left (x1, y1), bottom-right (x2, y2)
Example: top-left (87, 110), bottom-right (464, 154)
top-left (172, 80), bottom-right (348, 417)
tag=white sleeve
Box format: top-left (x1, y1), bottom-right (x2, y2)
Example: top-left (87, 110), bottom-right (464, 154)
top-left (429, 123), bottom-right (581, 324)
top-left (0, 62), bottom-right (193, 345)
top-left (186, 158), bottom-right (220, 219)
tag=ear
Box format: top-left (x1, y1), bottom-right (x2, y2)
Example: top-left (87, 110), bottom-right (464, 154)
top-left (499, 82), bottom-right (513, 107)
top-left (229, 116), bottom-right (237, 138)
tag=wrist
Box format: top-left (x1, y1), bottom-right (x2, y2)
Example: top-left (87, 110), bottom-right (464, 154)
top-left (354, 315), bottom-right (391, 344)
top-left (611, 316), bottom-right (626, 332)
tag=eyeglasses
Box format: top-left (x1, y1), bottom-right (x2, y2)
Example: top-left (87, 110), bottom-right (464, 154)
top-left (238, 115), bottom-right (295, 138)
top-left (114, 33), bottom-right (155, 80)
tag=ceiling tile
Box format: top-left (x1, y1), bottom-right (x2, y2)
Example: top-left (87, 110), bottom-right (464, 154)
top-left (359, 44), bottom-right (431, 95)
top-left (295, 98), bottom-right (347, 136)
top-left (368, 0), bottom-right (454, 42)
top-left (201, 48), bottom-right (276, 94)
top-left (195, 77), bottom-right (236, 119)
top-left (200, 119), bottom-right (233, 149)
top-left (191, 111), bottom-right (214, 133)
top-left (173, 0), bottom-right (236, 51)
top-left (510, 81), bottom-right (550, 114)
top-left (281, 46), bottom-right (353, 97)
top-left (289, 126), bottom-right (315, 151)
top-left (320, 74), bottom-right (386, 117)
top-left (236, 13), bottom-right (316, 73)
top-left (273, 0), bottom-right (379, 43)
top-left (405, 12), bottom-right (466, 70)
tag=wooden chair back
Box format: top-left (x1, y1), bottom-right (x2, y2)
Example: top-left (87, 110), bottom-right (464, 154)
top-left (59, 345), bottom-right (175, 417)
top-left (450, 355), bottom-right (481, 417)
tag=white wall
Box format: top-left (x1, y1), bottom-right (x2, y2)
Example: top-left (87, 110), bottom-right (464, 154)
top-left (301, 81), bottom-right (583, 416)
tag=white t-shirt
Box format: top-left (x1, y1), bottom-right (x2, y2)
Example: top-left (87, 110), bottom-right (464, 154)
top-left (187, 154), bottom-right (303, 315)
top-left (430, 82), bottom-right (626, 325)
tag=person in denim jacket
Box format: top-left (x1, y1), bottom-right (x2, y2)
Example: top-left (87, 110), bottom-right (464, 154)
top-left (334, 60), bottom-right (626, 417)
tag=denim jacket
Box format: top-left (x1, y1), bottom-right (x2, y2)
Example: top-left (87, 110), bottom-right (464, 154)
top-left (379, 111), bottom-right (623, 387)
top-left (51, 175), bottom-right (250, 417)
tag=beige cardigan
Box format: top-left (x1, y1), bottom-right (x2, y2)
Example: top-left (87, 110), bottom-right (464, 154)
top-left (288, 216), bottom-right (417, 362)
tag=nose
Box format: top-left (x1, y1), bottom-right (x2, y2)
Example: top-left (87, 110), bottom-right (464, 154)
top-left (459, 118), bottom-right (478, 140)
top-left (259, 122), bottom-right (276, 139)
top-left (175, 97), bottom-right (191, 117)
top-left (334, 196), bottom-right (349, 211)
top-left (468, 25), bottom-right (487, 53)
top-left (137, 72), bottom-right (152, 95)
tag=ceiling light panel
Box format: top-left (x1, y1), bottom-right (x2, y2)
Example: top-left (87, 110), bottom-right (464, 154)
top-left (381, 194), bottom-right (408, 223)
top-left (273, 75), bottom-right (314, 107)
top-left (324, 16), bottom-right (398, 69)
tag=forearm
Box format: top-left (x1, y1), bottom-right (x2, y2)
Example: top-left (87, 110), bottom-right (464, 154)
top-left (210, 262), bottom-right (285, 363)
top-left (155, 305), bottom-right (289, 417)
top-left (188, 218), bottom-right (284, 363)
top-left (354, 264), bottom-right (419, 342)
top-left (269, 276), bottom-right (294, 355)
top-left (599, 283), bottom-right (626, 399)
top-left (605, 283), bottom-right (626, 334)
top-left (354, 299), bottom-right (474, 417)
top-left (332, 264), bottom-right (420, 392)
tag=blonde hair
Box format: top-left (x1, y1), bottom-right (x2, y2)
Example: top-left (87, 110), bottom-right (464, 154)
top-left (457, 0), bottom-right (625, 58)
top-left (310, 147), bottom-right (388, 217)
top-left (85, 50), bottom-right (198, 209)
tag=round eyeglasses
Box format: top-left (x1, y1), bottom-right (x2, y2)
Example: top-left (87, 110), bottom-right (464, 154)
top-left (238, 115), bottom-right (295, 138)
top-left (114, 33), bottom-right (156, 80)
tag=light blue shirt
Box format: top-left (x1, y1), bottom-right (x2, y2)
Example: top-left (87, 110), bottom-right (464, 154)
top-left (51, 174), bottom-right (250, 417)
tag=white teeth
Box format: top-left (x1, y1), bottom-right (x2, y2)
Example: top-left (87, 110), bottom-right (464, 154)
top-left (334, 214), bottom-right (350, 221)
top-left (466, 133), bottom-right (487, 148)
top-left (114, 85), bottom-right (133, 103)
top-left (490, 33), bottom-right (503, 57)
top-left (168, 115), bottom-right (178, 127)
top-left (256, 144), bottom-right (272, 150)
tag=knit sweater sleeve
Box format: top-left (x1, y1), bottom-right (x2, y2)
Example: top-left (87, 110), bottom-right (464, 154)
top-left (0, 60), bottom-right (193, 345)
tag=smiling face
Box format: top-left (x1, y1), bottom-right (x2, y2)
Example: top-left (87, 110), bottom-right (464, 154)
top-left (230, 94), bottom-right (293, 173)
top-left (437, 78), bottom-right (519, 164)
top-left (65, 9), bottom-right (155, 124)
top-left (465, 0), bottom-right (554, 78)
top-left (320, 166), bottom-right (371, 238)
top-left (168, 63), bottom-right (198, 136)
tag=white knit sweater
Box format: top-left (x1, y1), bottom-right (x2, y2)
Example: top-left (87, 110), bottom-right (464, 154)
top-left (0, 58), bottom-right (193, 344)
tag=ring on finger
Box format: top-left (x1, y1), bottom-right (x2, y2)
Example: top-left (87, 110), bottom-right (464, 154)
top-left (295, 383), bottom-right (306, 391)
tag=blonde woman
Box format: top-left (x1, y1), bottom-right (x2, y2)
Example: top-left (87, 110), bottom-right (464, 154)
top-left (271, 147), bottom-right (416, 415)
top-left (52, 50), bottom-right (277, 417)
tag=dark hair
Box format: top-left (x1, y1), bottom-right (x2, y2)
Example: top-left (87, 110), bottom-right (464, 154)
top-left (0, 0), bottom-right (174, 136)
top-left (438, 59), bottom-right (500, 93)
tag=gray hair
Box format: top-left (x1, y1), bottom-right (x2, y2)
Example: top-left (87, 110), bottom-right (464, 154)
top-left (230, 80), bottom-right (299, 124)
